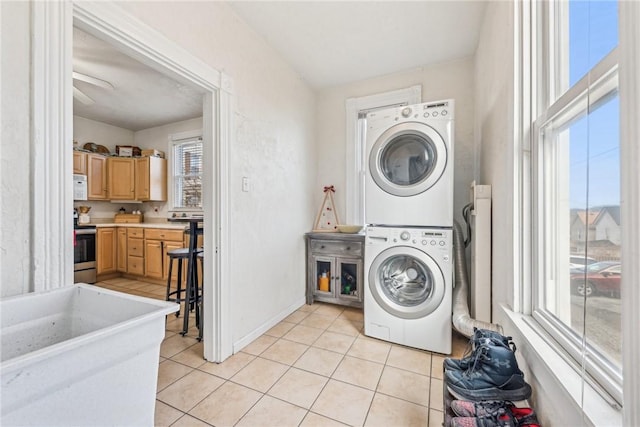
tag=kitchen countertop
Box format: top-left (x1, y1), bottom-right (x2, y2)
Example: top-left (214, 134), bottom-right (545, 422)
top-left (93, 223), bottom-right (188, 230)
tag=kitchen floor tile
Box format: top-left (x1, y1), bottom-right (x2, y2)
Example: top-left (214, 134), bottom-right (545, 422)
top-left (154, 400), bottom-right (184, 427)
top-left (339, 307), bottom-right (364, 322)
top-left (240, 334), bottom-right (277, 356)
top-left (312, 330), bottom-right (356, 354)
top-left (268, 367), bottom-right (328, 409)
top-left (332, 356), bottom-right (384, 390)
top-left (299, 313), bottom-right (336, 330)
top-left (346, 336), bottom-right (392, 364)
top-left (265, 321), bottom-right (296, 338)
top-left (429, 377), bottom-right (444, 411)
top-left (157, 359), bottom-right (194, 391)
top-left (236, 395), bottom-right (308, 427)
top-left (297, 303), bottom-right (319, 313)
top-left (231, 357), bottom-right (289, 393)
top-left (431, 354), bottom-right (446, 380)
top-left (313, 304), bottom-right (344, 319)
top-left (386, 345), bottom-right (432, 376)
top-left (311, 379), bottom-right (374, 427)
top-left (283, 324), bottom-right (324, 345)
top-left (327, 318), bottom-right (363, 337)
top-left (198, 352), bottom-right (256, 380)
top-left (156, 370), bottom-right (225, 412)
top-left (285, 310), bottom-right (310, 324)
top-left (189, 381), bottom-right (262, 426)
top-left (376, 365), bottom-right (430, 406)
top-left (429, 409), bottom-right (444, 427)
top-left (171, 414), bottom-right (212, 427)
top-left (260, 338), bottom-right (309, 365)
top-left (171, 341), bottom-right (206, 368)
top-left (160, 334), bottom-right (199, 358)
top-left (300, 412), bottom-right (349, 427)
top-left (364, 393), bottom-right (428, 427)
top-left (294, 346), bottom-right (343, 377)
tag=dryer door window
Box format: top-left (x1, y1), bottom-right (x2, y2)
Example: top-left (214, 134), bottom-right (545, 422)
top-left (369, 122), bottom-right (447, 197)
top-left (368, 246), bottom-right (445, 319)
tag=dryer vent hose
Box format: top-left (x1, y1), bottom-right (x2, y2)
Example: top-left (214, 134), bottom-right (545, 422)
top-left (452, 220), bottom-right (503, 338)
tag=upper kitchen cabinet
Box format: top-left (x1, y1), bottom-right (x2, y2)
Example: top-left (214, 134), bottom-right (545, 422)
top-left (73, 151), bottom-right (87, 174)
top-left (136, 157), bottom-right (167, 201)
top-left (107, 156), bottom-right (167, 201)
top-left (87, 153), bottom-right (107, 200)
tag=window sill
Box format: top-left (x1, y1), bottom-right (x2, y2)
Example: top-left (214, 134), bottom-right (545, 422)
top-left (497, 305), bottom-right (622, 426)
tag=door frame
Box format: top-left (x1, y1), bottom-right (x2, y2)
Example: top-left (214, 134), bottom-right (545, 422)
top-left (31, 1), bottom-right (233, 362)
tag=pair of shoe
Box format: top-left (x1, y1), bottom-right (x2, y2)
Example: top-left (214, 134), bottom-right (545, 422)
top-left (444, 328), bottom-right (532, 402)
top-left (449, 400), bottom-right (540, 427)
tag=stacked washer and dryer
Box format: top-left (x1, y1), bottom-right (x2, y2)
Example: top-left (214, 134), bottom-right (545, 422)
top-left (363, 100), bottom-right (454, 354)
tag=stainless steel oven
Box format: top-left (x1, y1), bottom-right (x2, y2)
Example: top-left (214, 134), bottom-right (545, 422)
top-left (74, 225), bottom-right (97, 283)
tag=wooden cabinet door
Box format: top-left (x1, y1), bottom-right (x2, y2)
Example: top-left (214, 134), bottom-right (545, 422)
top-left (145, 239), bottom-right (164, 279)
top-left (87, 154), bottom-right (107, 200)
top-left (73, 151), bottom-right (86, 174)
top-left (135, 157), bottom-right (150, 201)
top-left (135, 157), bottom-right (167, 201)
top-left (97, 228), bottom-right (116, 275)
top-left (108, 157), bottom-right (135, 200)
top-left (116, 228), bottom-right (127, 272)
top-left (163, 241), bottom-right (185, 281)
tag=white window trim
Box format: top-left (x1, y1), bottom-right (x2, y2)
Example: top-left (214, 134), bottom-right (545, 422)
top-left (168, 129), bottom-right (203, 213)
top-left (344, 85), bottom-right (421, 224)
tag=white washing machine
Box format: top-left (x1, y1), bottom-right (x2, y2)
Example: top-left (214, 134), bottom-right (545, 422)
top-left (364, 226), bottom-right (452, 354)
top-left (365, 100), bottom-right (454, 227)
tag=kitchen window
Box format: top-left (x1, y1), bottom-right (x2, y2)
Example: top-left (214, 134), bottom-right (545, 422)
top-left (531, 0), bottom-right (621, 403)
top-left (171, 133), bottom-right (203, 211)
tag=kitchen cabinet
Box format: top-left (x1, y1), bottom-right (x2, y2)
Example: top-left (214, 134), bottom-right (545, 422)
top-left (116, 228), bottom-right (128, 272)
top-left (108, 157), bottom-right (136, 200)
top-left (127, 228), bottom-right (145, 276)
top-left (135, 156), bottom-right (167, 201)
top-left (97, 228), bottom-right (117, 275)
top-left (144, 228), bottom-right (186, 281)
top-left (87, 153), bottom-right (107, 200)
top-left (305, 233), bottom-right (364, 308)
top-left (73, 151), bottom-right (87, 174)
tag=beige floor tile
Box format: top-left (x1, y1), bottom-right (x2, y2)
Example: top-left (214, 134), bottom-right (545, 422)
top-left (299, 313), bottom-right (336, 330)
top-left (265, 321), bottom-right (296, 338)
top-left (236, 395), bottom-right (308, 427)
top-left (283, 324), bottom-right (324, 345)
top-left (364, 393), bottom-right (428, 427)
top-left (156, 370), bottom-right (225, 412)
top-left (332, 356), bottom-right (384, 390)
top-left (285, 310), bottom-right (310, 323)
top-left (157, 359), bottom-right (194, 391)
top-left (339, 308), bottom-right (364, 322)
top-left (346, 337), bottom-right (391, 364)
top-left (171, 341), bottom-right (206, 368)
top-left (154, 400), bottom-right (184, 427)
top-left (313, 330), bottom-right (356, 354)
top-left (294, 347), bottom-right (344, 377)
top-left (327, 318), bottom-right (363, 337)
top-left (386, 345), bottom-right (431, 376)
top-left (429, 377), bottom-right (444, 411)
top-left (431, 354), bottom-right (445, 380)
top-left (260, 338), bottom-right (309, 365)
top-left (189, 382), bottom-right (262, 426)
top-left (268, 367), bottom-right (328, 409)
top-left (231, 357), bottom-right (289, 392)
top-left (160, 334), bottom-right (200, 358)
top-left (171, 414), bottom-right (212, 427)
top-left (451, 332), bottom-right (470, 358)
top-left (377, 365), bottom-right (430, 406)
top-left (313, 303), bottom-right (344, 319)
top-left (311, 379), bottom-right (374, 426)
top-left (300, 412), bottom-right (349, 427)
top-left (240, 334), bottom-right (278, 356)
top-left (428, 409), bottom-right (444, 427)
top-left (198, 352), bottom-right (256, 380)
top-left (297, 303), bottom-right (319, 313)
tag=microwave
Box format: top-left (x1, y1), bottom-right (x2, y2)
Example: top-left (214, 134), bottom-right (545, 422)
top-left (73, 174), bottom-right (88, 200)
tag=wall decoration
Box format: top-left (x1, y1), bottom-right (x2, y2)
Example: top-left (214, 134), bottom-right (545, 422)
top-left (313, 185), bottom-right (340, 232)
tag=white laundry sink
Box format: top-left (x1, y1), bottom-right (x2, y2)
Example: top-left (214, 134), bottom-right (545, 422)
top-left (1, 284), bottom-right (178, 426)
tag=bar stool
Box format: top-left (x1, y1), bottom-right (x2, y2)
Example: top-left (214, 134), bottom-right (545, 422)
top-left (166, 247), bottom-right (202, 318)
top-left (196, 251), bottom-right (204, 341)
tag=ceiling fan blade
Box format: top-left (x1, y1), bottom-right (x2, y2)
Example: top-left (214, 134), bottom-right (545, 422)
top-left (72, 71), bottom-right (114, 90)
top-left (73, 87), bottom-right (95, 105)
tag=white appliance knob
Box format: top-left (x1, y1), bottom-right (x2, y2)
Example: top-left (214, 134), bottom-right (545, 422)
top-left (400, 231), bottom-right (410, 241)
top-left (401, 107), bottom-right (412, 118)
top-left (412, 239), bottom-right (417, 244)
top-left (422, 240), bottom-right (427, 245)
top-left (430, 240), bottom-right (436, 245)
top-left (432, 111), bottom-right (439, 117)
top-left (423, 112), bottom-right (430, 118)
top-left (439, 240), bottom-right (445, 246)
top-left (444, 255), bottom-right (450, 262)
top-left (442, 109), bottom-right (448, 116)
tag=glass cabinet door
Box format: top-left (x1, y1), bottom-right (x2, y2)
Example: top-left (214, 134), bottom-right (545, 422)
top-left (313, 256), bottom-right (333, 294)
top-left (337, 258), bottom-right (361, 300)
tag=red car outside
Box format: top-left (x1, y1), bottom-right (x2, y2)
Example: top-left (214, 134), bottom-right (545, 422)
top-left (570, 261), bottom-right (621, 297)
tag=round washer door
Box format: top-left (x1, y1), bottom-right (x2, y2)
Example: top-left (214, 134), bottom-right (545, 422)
top-left (368, 246), bottom-right (445, 319)
top-left (369, 122), bottom-right (447, 197)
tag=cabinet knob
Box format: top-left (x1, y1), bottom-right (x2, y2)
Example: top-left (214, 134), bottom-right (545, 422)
top-left (346, 246), bottom-right (351, 250)
top-left (320, 245), bottom-right (325, 249)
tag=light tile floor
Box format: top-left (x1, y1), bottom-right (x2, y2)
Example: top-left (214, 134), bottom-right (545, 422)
top-left (95, 278), bottom-right (467, 427)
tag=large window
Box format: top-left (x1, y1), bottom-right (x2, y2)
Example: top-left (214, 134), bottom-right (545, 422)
top-left (171, 135), bottom-right (203, 210)
top-left (533, 1), bottom-right (621, 402)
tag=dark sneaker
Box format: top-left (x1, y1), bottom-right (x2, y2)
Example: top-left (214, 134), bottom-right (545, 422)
top-left (444, 328), bottom-right (515, 371)
top-left (445, 341), bottom-right (532, 401)
top-left (451, 412), bottom-right (540, 427)
top-left (451, 400), bottom-right (537, 421)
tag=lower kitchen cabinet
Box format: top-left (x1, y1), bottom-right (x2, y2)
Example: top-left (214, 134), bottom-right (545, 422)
top-left (97, 228), bottom-right (117, 275)
top-left (144, 228), bottom-right (186, 281)
top-left (127, 228), bottom-right (145, 276)
top-left (116, 228), bottom-right (127, 272)
top-left (305, 232), bottom-right (364, 308)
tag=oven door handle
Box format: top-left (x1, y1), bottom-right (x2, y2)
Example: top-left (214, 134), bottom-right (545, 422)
top-left (75, 229), bottom-right (97, 235)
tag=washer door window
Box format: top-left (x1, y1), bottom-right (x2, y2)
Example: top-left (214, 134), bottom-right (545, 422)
top-left (369, 122), bottom-right (447, 197)
top-left (368, 246), bottom-right (445, 319)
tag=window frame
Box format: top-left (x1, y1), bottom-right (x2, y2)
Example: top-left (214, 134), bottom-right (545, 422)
top-left (168, 129), bottom-right (203, 213)
top-left (530, 0), bottom-right (622, 403)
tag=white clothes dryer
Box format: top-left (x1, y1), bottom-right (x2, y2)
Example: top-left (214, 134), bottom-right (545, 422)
top-left (364, 226), bottom-right (452, 353)
top-left (365, 100), bottom-right (454, 227)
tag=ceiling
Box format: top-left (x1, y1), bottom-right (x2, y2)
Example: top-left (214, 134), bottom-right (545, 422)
top-left (73, 1), bottom-right (486, 131)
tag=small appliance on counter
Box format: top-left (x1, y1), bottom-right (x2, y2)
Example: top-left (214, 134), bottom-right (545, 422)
top-left (77, 206), bottom-right (91, 224)
top-left (73, 209), bottom-right (97, 284)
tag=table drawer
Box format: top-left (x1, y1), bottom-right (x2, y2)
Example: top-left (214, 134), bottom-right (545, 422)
top-left (310, 240), bottom-right (362, 257)
top-left (128, 256), bottom-right (144, 275)
top-left (128, 238), bottom-right (144, 257)
top-left (127, 228), bottom-right (144, 238)
top-left (145, 229), bottom-right (185, 242)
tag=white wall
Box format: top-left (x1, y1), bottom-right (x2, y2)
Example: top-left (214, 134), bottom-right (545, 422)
top-left (117, 1), bottom-right (317, 347)
top-left (315, 58), bottom-right (476, 227)
top-left (73, 115), bottom-right (134, 152)
top-left (1, 2), bottom-right (32, 297)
